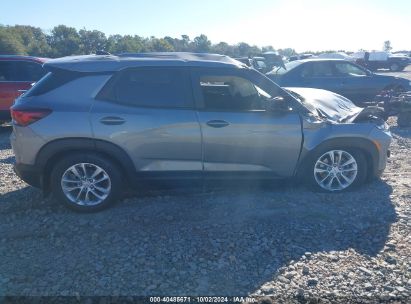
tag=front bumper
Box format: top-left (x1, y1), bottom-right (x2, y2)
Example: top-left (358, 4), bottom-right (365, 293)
top-left (13, 163), bottom-right (42, 188)
top-left (368, 127), bottom-right (392, 175)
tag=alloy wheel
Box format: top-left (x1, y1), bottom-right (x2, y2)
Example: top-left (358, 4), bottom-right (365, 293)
top-left (313, 150), bottom-right (358, 191)
top-left (61, 163), bottom-right (111, 206)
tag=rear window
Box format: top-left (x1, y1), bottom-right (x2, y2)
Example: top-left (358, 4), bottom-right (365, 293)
top-left (25, 70), bottom-right (82, 97)
top-left (97, 68), bottom-right (192, 108)
top-left (0, 60), bottom-right (46, 82)
top-left (0, 61), bottom-right (13, 81)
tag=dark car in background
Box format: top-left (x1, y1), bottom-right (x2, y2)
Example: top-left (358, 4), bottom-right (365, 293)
top-left (235, 53), bottom-right (284, 74)
top-left (0, 55), bottom-right (48, 123)
top-left (288, 54), bottom-right (314, 62)
top-left (355, 51), bottom-right (409, 72)
top-left (234, 57), bottom-right (270, 73)
top-left (267, 59), bottom-right (411, 105)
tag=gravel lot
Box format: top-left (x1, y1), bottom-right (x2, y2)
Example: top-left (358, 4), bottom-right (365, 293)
top-left (381, 65), bottom-right (411, 81)
top-left (0, 76), bottom-right (410, 302)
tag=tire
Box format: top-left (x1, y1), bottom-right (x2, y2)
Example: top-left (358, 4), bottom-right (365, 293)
top-left (398, 112), bottom-right (411, 128)
top-left (306, 148), bottom-right (367, 192)
top-left (390, 63), bottom-right (400, 72)
top-left (50, 153), bottom-right (123, 212)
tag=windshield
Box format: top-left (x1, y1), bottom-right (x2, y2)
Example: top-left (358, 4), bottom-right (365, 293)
top-left (255, 60), bottom-right (267, 69)
top-left (268, 61), bottom-right (302, 75)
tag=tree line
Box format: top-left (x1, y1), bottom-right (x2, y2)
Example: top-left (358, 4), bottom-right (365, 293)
top-left (0, 24), bottom-right (298, 58)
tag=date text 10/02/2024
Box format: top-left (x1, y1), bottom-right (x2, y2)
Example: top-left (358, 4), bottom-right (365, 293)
top-left (149, 297), bottom-right (257, 303)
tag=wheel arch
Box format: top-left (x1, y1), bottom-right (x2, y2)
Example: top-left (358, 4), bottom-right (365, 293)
top-left (36, 138), bottom-right (136, 193)
top-left (296, 137), bottom-right (380, 180)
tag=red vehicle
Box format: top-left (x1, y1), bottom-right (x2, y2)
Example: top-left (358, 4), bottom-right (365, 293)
top-left (0, 55), bottom-right (48, 123)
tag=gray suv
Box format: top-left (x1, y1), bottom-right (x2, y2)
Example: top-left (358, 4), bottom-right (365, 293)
top-left (11, 53), bottom-right (392, 212)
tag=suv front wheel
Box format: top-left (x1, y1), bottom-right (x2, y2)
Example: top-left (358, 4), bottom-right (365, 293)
top-left (50, 153), bottom-right (122, 212)
top-left (307, 149), bottom-right (367, 192)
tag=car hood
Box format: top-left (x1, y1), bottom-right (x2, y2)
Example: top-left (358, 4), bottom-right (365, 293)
top-left (373, 73), bottom-right (407, 83)
top-left (284, 87), bottom-right (384, 123)
top-left (266, 73), bottom-right (282, 84)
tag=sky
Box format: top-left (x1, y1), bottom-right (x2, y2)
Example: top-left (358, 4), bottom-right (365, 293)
top-left (1, 0), bottom-right (410, 52)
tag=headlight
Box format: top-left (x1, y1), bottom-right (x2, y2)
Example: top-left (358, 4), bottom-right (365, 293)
top-left (304, 112), bottom-right (323, 123)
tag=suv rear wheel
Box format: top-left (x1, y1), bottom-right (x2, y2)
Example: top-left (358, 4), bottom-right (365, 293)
top-left (307, 148), bottom-right (367, 192)
top-left (50, 153), bottom-right (122, 212)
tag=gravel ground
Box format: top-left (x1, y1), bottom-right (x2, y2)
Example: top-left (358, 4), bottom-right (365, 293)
top-left (0, 117), bottom-right (410, 302)
top-left (380, 65), bottom-right (411, 81)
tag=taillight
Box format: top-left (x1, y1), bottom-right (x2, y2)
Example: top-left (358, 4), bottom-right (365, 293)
top-left (10, 107), bottom-right (52, 126)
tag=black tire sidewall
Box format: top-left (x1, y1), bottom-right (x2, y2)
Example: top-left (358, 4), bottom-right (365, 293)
top-left (50, 153), bottom-right (122, 212)
top-left (305, 148), bottom-right (367, 192)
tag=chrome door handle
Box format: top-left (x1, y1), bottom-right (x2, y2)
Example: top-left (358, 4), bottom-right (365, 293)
top-left (100, 116), bottom-right (126, 125)
top-left (206, 120), bottom-right (229, 128)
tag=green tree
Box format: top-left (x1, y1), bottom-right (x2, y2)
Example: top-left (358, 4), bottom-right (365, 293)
top-left (106, 35), bottom-right (144, 53)
top-left (11, 25), bottom-right (50, 56)
top-left (79, 29), bottom-right (107, 54)
top-left (277, 48), bottom-right (296, 57)
top-left (262, 46), bottom-right (275, 52)
top-left (48, 25), bottom-right (81, 56)
top-left (383, 40), bottom-right (392, 52)
top-left (0, 27), bottom-right (26, 55)
top-left (193, 34), bottom-right (211, 52)
top-left (147, 37), bottom-right (174, 52)
top-left (211, 42), bottom-right (234, 56)
top-left (181, 35), bottom-right (191, 51)
top-left (231, 43), bottom-right (262, 57)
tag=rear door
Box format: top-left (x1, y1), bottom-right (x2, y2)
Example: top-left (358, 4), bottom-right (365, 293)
top-left (91, 67), bottom-right (202, 178)
top-left (298, 61), bottom-right (342, 93)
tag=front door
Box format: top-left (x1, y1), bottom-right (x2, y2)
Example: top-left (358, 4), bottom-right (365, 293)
top-left (191, 68), bottom-right (303, 177)
top-left (331, 61), bottom-right (377, 103)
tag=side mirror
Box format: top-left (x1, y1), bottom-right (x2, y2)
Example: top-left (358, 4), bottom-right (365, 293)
top-left (264, 96), bottom-right (290, 112)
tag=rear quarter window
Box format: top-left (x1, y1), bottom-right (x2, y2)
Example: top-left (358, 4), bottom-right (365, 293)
top-left (25, 70), bottom-right (82, 97)
top-left (97, 68), bottom-right (193, 108)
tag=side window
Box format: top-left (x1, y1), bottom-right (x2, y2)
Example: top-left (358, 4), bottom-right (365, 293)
top-left (301, 62), bottom-right (334, 77)
top-left (199, 75), bottom-right (271, 111)
top-left (0, 61), bottom-right (14, 81)
top-left (12, 61), bottom-right (46, 81)
top-left (334, 62), bottom-right (367, 76)
top-left (101, 68), bottom-right (192, 108)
